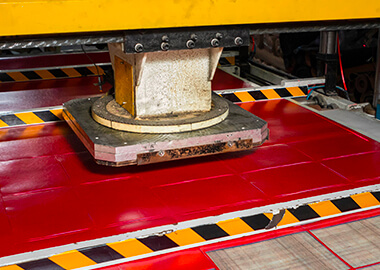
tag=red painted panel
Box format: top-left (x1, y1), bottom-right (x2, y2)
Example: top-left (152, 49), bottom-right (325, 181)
top-left (0, 198), bottom-right (13, 255)
top-left (0, 122), bottom-right (72, 142)
top-left (0, 156), bottom-right (70, 195)
top-left (151, 174), bottom-right (268, 221)
top-left (212, 69), bottom-right (252, 90)
top-left (0, 125), bottom-right (86, 161)
top-left (0, 52), bottom-right (110, 71)
top-left (322, 151), bottom-right (380, 183)
top-left (289, 133), bottom-right (380, 161)
top-left (2, 187), bottom-right (93, 257)
top-left (56, 152), bottom-right (144, 185)
top-left (100, 248), bottom-right (217, 270)
top-left (0, 77), bottom-right (111, 112)
top-left (136, 156), bottom-right (237, 187)
top-left (217, 143), bottom-right (312, 174)
top-left (75, 176), bottom-right (176, 235)
top-left (242, 162), bottom-right (352, 200)
top-left (240, 100), bottom-right (349, 145)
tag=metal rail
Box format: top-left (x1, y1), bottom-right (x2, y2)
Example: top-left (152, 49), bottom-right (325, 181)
top-left (1, 20), bottom-right (380, 50)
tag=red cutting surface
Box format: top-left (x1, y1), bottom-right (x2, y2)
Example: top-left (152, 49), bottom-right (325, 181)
top-left (0, 77), bottom-right (110, 113)
top-left (212, 69), bottom-right (252, 90)
top-left (0, 74), bottom-right (380, 261)
top-left (0, 52), bottom-right (110, 71)
top-left (0, 98), bottom-right (379, 258)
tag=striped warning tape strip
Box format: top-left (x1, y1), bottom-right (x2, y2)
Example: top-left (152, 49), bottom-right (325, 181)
top-left (1, 191), bottom-right (379, 270)
top-left (219, 56), bottom-right (236, 66)
top-left (0, 66), bottom-right (106, 83)
top-left (0, 109), bottom-right (63, 128)
top-left (217, 86), bottom-right (308, 102)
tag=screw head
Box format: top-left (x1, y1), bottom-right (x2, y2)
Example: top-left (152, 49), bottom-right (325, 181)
top-left (162, 35), bottom-right (169, 42)
top-left (158, 150), bottom-right (165, 157)
top-left (186, 40), bottom-right (195, 49)
top-left (211, 38), bottom-right (220, 47)
top-left (161, 42), bottom-right (170, 51)
top-left (134, 43), bottom-right (144, 53)
top-left (216, 32), bottom-right (223, 40)
top-left (190, 34), bottom-right (198, 41)
top-left (234, 37), bottom-right (243, 46)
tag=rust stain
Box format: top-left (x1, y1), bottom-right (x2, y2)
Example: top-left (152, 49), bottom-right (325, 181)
top-left (137, 139), bottom-right (254, 165)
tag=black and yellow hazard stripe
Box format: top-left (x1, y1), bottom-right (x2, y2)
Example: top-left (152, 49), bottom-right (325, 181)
top-left (0, 66), bottom-right (106, 83)
top-left (218, 86), bottom-right (307, 102)
top-left (219, 56), bottom-right (236, 66)
top-left (0, 109), bottom-right (63, 128)
top-left (2, 191), bottom-right (380, 270)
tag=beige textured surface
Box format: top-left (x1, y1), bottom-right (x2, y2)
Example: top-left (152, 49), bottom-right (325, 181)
top-left (135, 48), bottom-right (221, 117)
top-left (207, 232), bottom-right (348, 270)
top-left (108, 43), bottom-right (223, 118)
top-left (312, 216), bottom-right (380, 268)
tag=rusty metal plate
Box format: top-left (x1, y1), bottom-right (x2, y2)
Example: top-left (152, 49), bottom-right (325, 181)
top-left (63, 94), bottom-right (268, 166)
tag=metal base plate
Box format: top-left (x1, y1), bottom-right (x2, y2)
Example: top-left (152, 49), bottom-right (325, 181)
top-left (63, 94), bottom-right (268, 166)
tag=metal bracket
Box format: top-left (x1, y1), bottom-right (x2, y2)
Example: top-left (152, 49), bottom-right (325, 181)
top-left (124, 26), bottom-right (249, 53)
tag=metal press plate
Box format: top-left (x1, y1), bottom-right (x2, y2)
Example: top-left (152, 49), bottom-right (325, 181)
top-left (63, 93), bottom-right (268, 166)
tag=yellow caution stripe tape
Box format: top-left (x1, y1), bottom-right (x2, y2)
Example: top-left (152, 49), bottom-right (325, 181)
top-left (218, 86), bottom-right (307, 102)
top-left (2, 191), bottom-right (380, 270)
top-left (0, 109), bottom-right (63, 128)
top-left (0, 66), bottom-right (106, 83)
top-left (219, 56), bottom-right (236, 66)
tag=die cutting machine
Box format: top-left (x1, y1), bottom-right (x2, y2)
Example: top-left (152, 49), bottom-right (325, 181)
top-left (1, 0), bottom-right (380, 166)
top-left (62, 26), bottom-right (269, 166)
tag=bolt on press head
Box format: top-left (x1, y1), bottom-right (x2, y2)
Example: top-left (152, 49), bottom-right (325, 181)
top-left (161, 42), bottom-right (170, 51)
top-left (134, 43), bottom-right (144, 53)
top-left (186, 40), bottom-right (195, 49)
top-left (190, 34), bottom-right (198, 41)
top-left (211, 38), bottom-right (220, 47)
top-left (234, 37), bottom-right (243, 46)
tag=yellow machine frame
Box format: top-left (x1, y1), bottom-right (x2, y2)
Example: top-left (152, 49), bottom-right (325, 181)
top-left (1, 0), bottom-right (380, 37)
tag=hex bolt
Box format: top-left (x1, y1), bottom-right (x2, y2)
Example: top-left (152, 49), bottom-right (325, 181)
top-left (190, 33), bottom-right (198, 41)
top-left (186, 40), bottom-right (195, 49)
top-left (234, 37), bottom-right (243, 46)
top-left (162, 35), bottom-right (170, 42)
top-left (211, 38), bottom-right (220, 47)
top-left (134, 43), bottom-right (144, 53)
top-left (161, 42), bottom-right (170, 51)
top-left (216, 32), bottom-right (223, 40)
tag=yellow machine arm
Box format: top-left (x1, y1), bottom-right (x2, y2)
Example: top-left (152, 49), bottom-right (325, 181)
top-left (1, 0), bottom-right (380, 36)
